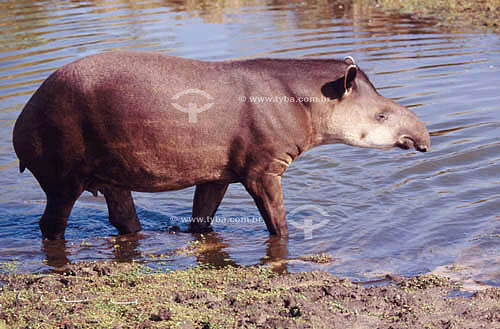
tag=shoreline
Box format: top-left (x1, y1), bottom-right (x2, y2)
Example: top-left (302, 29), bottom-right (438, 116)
top-left (1, 261), bottom-right (499, 328)
top-left (363, 0), bottom-right (500, 32)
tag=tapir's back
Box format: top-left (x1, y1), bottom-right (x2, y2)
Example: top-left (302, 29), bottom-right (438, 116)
top-left (13, 52), bottom-right (247, 191)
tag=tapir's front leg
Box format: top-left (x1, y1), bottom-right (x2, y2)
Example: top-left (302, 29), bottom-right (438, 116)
top-left (243, 175), bottom-right (288, 236)
top-left (189, 182), bottom-right (229, 232)
top-left (100, 186), bottom-right (141, 235)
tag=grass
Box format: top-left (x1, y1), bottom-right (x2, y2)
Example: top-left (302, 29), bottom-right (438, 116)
top-left (360, 0), bottom-right (500, 31)
top-left (0, 262), bottom-right (280, 328)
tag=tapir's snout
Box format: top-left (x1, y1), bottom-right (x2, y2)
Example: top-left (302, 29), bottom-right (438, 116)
top-left (395, 115), bottom-right (431, 152)
top-left (416, 143), bottom-right (429, 153)
top-left (391, 102), bottom-right (431, 153)
top-left (396, 135), bottom-right (429, 152)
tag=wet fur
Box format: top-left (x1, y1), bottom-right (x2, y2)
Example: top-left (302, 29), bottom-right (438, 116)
top-left (13, 51), bottom-right (429, 240)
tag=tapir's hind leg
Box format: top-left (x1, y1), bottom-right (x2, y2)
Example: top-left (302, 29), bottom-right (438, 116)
top-left (100, 186), bottom-right (141, 235)
top-left (189, 182), bottom-right (229, 232)
top-left (39, 177), bottom-right (85, 240)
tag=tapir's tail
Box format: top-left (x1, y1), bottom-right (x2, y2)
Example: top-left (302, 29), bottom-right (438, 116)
top-left (19, 161), bottom-right (26, 173)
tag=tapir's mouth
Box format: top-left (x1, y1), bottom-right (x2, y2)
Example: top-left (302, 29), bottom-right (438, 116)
top-left (396, 136), bottom-right (428, 152)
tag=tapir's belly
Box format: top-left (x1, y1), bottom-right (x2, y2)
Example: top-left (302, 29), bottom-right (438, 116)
top-left (89, 142), bottom-right (237, 192)
top-left (86, 120), bottom-right (236, 192)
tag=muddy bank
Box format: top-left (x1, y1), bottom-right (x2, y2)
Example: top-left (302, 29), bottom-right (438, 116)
top-left (363, 0), bottom-right (500, 32)
top-left (0, 261), bottom-right (498, 329)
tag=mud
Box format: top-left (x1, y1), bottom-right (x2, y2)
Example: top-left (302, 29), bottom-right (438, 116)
top-left (1, 261), bottom-right (498, 328)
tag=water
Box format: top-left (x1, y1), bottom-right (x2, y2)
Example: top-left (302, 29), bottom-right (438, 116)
top-left (0, 0), bottom-right (499, 287)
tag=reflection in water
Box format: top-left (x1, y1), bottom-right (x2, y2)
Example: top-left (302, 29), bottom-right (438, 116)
top-left (262, 236), bottom-right (289, 274)
top-left (191, 232), bottom-right (238, 268)
top-left (184, 233), bottom-right (290, 273)
top-left (107, 233), bottom-right (143, 261)
top-left (41, 233), bottom-right (143, 268)
top-left (42, 240), bottom-right (71, 269)
top-left (0, 0), bottom-right (499, 288)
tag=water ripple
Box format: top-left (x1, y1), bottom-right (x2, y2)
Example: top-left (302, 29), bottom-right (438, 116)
top-left (0, 0), bottom-right (498, 287)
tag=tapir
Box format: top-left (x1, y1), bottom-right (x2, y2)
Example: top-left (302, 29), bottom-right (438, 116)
top-left (13, 51), bottom-right (430, 240)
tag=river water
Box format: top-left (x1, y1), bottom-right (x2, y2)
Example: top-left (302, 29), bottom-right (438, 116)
top-left (0, 0), bottom-right (499, 288)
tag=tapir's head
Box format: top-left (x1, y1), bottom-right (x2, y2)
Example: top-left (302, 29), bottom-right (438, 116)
top-left (319, 57), bottom-right (430, 152)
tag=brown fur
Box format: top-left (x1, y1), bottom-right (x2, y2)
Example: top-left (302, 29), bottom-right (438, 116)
top-left (13, 51), bottom-right (430, 240)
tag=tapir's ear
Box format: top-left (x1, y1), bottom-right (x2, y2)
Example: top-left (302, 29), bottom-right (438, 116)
top-left (344, 64), bottom-right (357, 95)
top-left (320, 61), bottom-right (358, 100)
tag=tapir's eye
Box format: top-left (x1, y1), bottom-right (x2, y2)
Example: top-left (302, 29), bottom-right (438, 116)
top-left (376, 112), bottom-right (388, 122)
